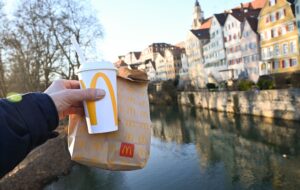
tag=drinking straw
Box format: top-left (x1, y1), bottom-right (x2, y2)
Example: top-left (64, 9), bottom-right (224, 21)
top-left (71, 36), bottom-right (86, 63)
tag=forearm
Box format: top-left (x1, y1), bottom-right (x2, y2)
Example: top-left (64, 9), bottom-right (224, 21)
top-left (0, 93), bottom-right (59, 177)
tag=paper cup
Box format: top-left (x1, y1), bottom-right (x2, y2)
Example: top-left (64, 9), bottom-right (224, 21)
top-left (77, 61), bottom-right (118, 134)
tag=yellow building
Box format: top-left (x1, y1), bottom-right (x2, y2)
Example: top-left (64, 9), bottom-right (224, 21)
top-left (258, 0), bottom-right (300, 75)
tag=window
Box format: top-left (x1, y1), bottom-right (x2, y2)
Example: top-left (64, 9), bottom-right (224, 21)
top-left (287, 23), bottom-right (294, 32)
top-left (271, 29), bottom-right (274, 38)
top-left (274, 44), bottom-right (280, 56)
top-left (266, 16), bottom-right (270, 23)
top-left (290, 41), bottom-right (296, 53)
top-left (270, 14), bottom-right (275, 22)
top-left (291, 59), bottom-right (297, 67)
top-left (283, 44), bottom-right (288, 55)
top-left (282, 59), bottom-right (289, 68)
top-left (297, 6), bottom-right (300, 14)
top-left (278, 27), bottom-right (282, 36)
top-left (279, 9), bottom-right (284, 19)
top-left (267, 47), bottom-right (272, 57)
top-left (276, 12), bottom-right (279, 20)
top-left (269, 0), bottom-right (276, 6)
top-left (273, 60), bottom-right (279, 69)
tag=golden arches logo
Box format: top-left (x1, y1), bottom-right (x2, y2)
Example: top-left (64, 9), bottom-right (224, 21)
top-left (120, 143), bottom-right (134, 158)
top-left (80, 72), bottom-right (118, 126)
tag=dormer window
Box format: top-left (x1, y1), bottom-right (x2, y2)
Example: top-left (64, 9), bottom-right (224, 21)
top-left (269, 0), bottom-right (276, 6)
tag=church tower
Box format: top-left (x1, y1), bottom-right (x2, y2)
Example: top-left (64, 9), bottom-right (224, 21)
top-left (192, 0), bottom-right (204, 29)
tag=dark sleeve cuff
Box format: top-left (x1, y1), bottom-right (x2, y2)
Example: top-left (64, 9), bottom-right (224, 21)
top-left (15, 93), bottom-right (59, 147)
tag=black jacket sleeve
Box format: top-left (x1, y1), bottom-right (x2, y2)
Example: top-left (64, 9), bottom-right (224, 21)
top-left (0, 93), bottom-right (59, 178)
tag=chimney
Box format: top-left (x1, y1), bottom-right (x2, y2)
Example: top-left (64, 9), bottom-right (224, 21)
top-left (240, 3), bottom-right (244, 13)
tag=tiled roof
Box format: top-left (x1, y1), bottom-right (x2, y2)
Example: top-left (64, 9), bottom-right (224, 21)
top-left (190, 29), bottom-right (210, 40)
top-left (233, 0), bottom-right (267, 9)
top-left (199, 17), bottom-right (212, 29)
top-left (231, 8), bottom-right (261, 22)
top-left (145, 59), bottom-right (156, 70)
top-left (245, 17), bottom-right (259, 34)
top-left (132, 52), bottom-right (142, 60)
top-left (214, 13), bottom-right (228, 26)
top-left (250, 0), bottom-right (267, 9)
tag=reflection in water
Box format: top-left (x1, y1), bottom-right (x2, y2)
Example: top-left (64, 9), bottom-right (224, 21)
top-left (46, 105), bottom-right (300, 190)
top-left (152, 105), bottom-right (300, 190)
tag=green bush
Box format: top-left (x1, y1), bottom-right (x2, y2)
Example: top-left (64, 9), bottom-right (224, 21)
top-left (257, 77), bottom-right (274, 90)
top-left (238, 79), bottom-right (254, 91)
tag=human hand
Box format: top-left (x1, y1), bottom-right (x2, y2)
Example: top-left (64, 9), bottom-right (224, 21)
top-left (45, 79), bottom-right (105, 119)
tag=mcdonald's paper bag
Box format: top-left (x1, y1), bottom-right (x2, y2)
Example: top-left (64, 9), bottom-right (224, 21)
top-left (68, 71), bottom-right (151, 171)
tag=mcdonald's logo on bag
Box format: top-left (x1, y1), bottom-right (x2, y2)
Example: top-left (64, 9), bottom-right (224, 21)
top-left (120, 143), bottom-right (134, 158)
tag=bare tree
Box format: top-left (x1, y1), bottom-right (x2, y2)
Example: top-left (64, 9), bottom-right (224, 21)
top-left (0, 1), bottom-right (7, 97)
top-left (2, 0), bottom-right (102, 93)
top-left (50, 0), bottom-right (103, 79)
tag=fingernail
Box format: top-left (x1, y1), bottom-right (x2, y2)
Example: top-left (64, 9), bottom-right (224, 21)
top-left (96, 89), bottom-right (106, 98)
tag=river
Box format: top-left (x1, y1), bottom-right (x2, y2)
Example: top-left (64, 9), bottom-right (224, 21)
top-left (45, 105), bottom-right (300, 190)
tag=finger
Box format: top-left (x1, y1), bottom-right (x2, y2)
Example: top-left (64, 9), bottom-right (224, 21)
top-left (63, 80), bottom-right (81, 89)
top-left (66, 88), bottom-right (106, 103)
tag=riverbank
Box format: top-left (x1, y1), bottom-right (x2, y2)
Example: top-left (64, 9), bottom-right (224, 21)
top-left (148, 84), bottom-right (300, 121)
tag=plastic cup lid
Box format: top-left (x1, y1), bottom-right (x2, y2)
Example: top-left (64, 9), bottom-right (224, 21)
top-left (77, 60), bottom-right (117, 73)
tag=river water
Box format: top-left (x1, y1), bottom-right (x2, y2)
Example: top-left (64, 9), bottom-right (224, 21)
top-left (45, 105), bottom-right (300, 190)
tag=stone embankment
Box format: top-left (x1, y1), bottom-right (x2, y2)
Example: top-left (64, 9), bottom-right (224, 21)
top-left (178, 89), bottom-right (300, 121)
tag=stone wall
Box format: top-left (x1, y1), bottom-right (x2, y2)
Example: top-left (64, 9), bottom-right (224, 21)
top-left (178, 89), bottom-right (300, 121)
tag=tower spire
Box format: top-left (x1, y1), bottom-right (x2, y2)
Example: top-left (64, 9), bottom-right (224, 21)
top-left (192, 0), bottom-right (204, 29)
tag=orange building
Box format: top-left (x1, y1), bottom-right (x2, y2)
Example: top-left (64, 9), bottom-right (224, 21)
top-left (258, 0), bottom-right (300, 75)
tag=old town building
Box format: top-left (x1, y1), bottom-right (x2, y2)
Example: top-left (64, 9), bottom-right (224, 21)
top-left (295, 0), bottom-right (300, 41)
top-left (241, 17), bottom-right (261, 82)
top-left (224, 8), bottom-right (260, 79)
top-left (258, 0), bottom-right (300, 75)
top-left (186, 1), bottom-right (211, 88)
top-left (203, 13), bottom-right (229, 82)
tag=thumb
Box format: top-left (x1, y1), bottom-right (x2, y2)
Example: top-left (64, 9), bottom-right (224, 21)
top-left (67, 88), bottom-right (106, 102)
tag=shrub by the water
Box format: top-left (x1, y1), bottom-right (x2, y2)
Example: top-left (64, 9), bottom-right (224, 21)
top-left (238, 79), bottom-right (254, 91)
top-left (257, 76), bottom-right (274, 90)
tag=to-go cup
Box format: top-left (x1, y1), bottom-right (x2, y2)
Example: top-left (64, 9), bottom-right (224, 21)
top-left (77, 61), bottom-right (118, 134)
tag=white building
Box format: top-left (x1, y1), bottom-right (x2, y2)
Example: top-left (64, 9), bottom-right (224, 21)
top-left (203, 13), bottom-right (229, 82)
top-left (155, 52), bottom-right (167, 81)
top-left (224, 9), bottom-right (260, 79)
top-left (185, 0), bottom-right (211, 88)
top-left (241, 17), bottom-right (261, 82)
top-left (124, 52), bottom-right (142, 69)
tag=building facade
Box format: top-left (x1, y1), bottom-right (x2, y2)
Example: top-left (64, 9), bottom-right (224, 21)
top-left (185, 28), bottom-right (210, 88)
top-left (295, 0), bottom-right (300, 41)
top-left (241, 17), bottom-right (261, 82)
top-left (154, 52), bottom-right (167, 81)
top-left (258, 0), bottom-right (300, 75)
top-left (203, 13), bottom-right (228, 82)
top-left (224, 12), bottom-right (244, 79)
